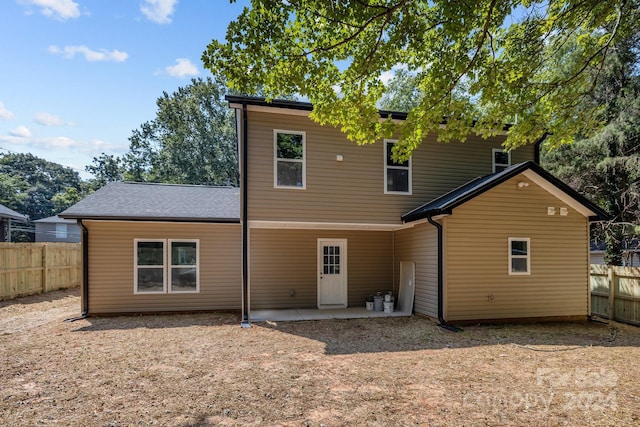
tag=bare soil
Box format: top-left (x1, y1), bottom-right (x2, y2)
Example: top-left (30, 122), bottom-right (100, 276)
top-left (1, 289), bottom-right (639, 426)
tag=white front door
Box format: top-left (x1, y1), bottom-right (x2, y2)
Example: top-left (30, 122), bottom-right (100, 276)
top-left (317, 239), bottom-right (347, 308)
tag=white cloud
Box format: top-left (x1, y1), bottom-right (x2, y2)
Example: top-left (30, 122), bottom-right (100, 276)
top-left (25, 0), bottom-right (80, 20)
top-left (48, 45), bottom-right (128, 62)
top-left (0, 134), bottom-right (125, 153)
top-left (34, 112), bottom-right (67, 126)
top-left (0, 102), bottom-right (14, 120)
top-left (141, 0), bottom-right (178, 24)
top-left (9, 126), bottom-right (32, 138)
top-left (164, 58), bottom-right (198, 77)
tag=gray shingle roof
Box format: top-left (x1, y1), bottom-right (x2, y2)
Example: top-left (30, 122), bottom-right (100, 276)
top-left (33, 215), bottom-right (78, 224)
top-left (0, 203), bottom-right (27, 221)
top-left (60, 182), bottom-right (240, 222)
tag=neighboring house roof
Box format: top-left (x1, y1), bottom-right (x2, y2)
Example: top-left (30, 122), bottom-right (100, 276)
top-left (59, 182), bottom-right (240, 222)
top-left (33, 215), bottom-right (78, 224)
top-left (402, 161), bottom-right (610, 223)
top-left (0, 203), bottom-right (27, 221)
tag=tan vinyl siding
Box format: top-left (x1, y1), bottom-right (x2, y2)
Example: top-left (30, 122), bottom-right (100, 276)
top-left (394, 223), bottom-right (438, 317)
top-left (85, 221), bottom-right (241, 314)
top-left (443, 174), bottom-right (590, 321)
top-left (246, 110), bottom-right (535, 224)
top-left (249, 228), bottom-right (392, 309)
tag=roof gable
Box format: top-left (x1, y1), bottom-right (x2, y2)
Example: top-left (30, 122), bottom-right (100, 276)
top-left (402, 161), bottom-right (610, 223)
top-left (60, 182), bottom-right (240, 222)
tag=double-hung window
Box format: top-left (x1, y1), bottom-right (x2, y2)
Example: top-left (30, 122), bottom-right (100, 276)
top-left (492, 148), bottom-right (511, 173)
top-left (508, 238), bottom-right (530, 275)
top-left (384, 140), bottom-right (412, 194)
top-left (274, 130), bottom-right (305, 189)
top-left (134, 239), bottom-right (199, 294)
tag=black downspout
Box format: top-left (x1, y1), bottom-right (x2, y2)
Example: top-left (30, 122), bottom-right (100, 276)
top-left (426, 214), bottom-right (462, 332)
top-left (64, 219), bottom-right (89, 322)
top-left (426, 214), bottom-right (445, 324)
top-left (240, 102), bottom-right (251, 328)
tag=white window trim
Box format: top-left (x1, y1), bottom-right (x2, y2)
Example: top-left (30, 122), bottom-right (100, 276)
top-left (384, 139), bottom-right (412, 195)
top-left (168, 239), bottom-right (200, 294)
top-left (492, 148), bottom-right (511, 173)
top-left (274, 129), bottom-right (306, 189)
top-left (134, 239), bottom-right (167, 295)
top-left (508, 237), bottom-right (531, 275)
top-left (133, 239), bottom-right (200, 294)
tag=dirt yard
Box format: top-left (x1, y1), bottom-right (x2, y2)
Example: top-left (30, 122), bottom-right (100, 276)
top-left (1, 289), bottom-right (639, 426)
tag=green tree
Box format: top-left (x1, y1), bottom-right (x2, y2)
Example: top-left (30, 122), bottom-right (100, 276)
top-left (124, 77), bottom-right (238, 186)
top-left (85, 153), bottom-right (125, 190)
top-left (0, 153), bottom-right (82, 220)
top-left (0, 153), bottom-right (83, 241)
top-left (52, 187), bottom-right (84, 212)
top-left (204, 0), bottom-right (637, 158)
top-left (379, 68), bottom-right (422, 112)
top-left (542, 30), bottom-right (640, 265)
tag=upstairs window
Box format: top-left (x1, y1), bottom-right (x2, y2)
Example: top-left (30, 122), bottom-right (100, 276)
top-left (384, 140), bottom-right (412, 194)
top-left (274, 130), bottom-right (305, 189)
top-left (508, 238), bottom-right (530, 275)
top-left (493, 148), bottom-right (511, 173)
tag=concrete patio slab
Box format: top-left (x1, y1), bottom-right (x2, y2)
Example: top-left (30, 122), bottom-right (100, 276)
top-left (250, 307), bottom-right (412, 322)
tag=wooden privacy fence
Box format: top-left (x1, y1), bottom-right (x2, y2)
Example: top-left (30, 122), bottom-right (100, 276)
top-left (590, 264), bottom-right (640, 326)
top-left (0, 242), bottom-right (81, 301)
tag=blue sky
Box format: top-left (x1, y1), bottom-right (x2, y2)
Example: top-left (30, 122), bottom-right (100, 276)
top-left (0, 0), bottom-right (249, 178)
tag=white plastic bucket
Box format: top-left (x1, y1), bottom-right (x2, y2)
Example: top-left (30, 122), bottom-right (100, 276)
top-left (366, 301), bottom-right (374, 311)
top-left (383, 301), bottom-right (394, 313)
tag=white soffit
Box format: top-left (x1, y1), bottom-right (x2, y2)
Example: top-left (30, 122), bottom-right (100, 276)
top-left (249, 220), bottom-right (396, 231)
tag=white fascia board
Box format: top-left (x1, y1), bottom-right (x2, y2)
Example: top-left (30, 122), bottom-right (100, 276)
top-left (521, 170), bottom-right (596, 218)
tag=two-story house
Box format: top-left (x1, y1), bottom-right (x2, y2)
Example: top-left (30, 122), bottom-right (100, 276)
top-left (61, 95), bottom-right (608, 323)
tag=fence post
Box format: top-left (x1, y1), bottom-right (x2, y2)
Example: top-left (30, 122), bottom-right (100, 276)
top-left (42, 244), bottom-right (48, 293)
top-left (608, 266), bottom-right (615, 322)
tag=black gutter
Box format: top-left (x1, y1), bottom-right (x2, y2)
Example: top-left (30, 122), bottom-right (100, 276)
top-left (59, 216), bottom-right (240, 224)
top-left (240, 102), bottom-right (251, 328)
top-left (64, 219), bottom-right (89, 322)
